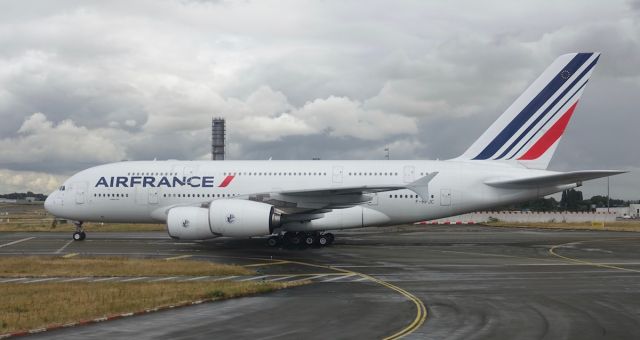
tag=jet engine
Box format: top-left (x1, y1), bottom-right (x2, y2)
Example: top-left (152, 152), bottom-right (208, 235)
top-left (166, 199), bottom-right (281, 240)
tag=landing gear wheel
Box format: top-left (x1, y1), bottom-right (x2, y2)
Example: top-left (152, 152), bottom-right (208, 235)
top-left (286, 232), bottom-right (302, 246)
top-left (326, 233), bottom-right (334, 245)
top-left (317, 234), bottom-right (329, 246)
top-left (72, 221), bottom-right (86, 241)
top-left (267, 236), bottom-right (279, 247)
top-left (303, 234), bottom-right (315, 246)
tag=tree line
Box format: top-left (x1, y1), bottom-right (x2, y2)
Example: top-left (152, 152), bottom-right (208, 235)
top-left (498, 189), bottom-right (634, 212)
top-left (0, 192), bottom-right (48, 201)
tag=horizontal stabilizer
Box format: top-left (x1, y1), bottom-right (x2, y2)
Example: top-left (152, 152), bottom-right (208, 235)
top-left (484, 170), bottom-right (626, 189)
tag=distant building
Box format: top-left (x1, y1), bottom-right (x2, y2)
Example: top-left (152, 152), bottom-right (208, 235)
top-left (596, 204), bottom-right (640, 218)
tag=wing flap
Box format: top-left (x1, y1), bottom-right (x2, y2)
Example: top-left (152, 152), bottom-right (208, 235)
top-left (484, 170), bottom-right (626, 189)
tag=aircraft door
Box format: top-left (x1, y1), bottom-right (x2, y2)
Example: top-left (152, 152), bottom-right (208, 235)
top-left (332, 166), bottom-right (343, 184)
top-left (148, 190), bottom-right (159, 204)
top-left (73, 182), bottom-right (87, 204)
top-left (440, 188), bottom-right (451, 206)
top-left (403, 165), bottom-right (415, 183)
top-left (183, 165), bottom-right (197, 177)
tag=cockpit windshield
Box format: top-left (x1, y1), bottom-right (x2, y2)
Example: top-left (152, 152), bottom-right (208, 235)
top-left (59, 185), bottom-right (66, 191)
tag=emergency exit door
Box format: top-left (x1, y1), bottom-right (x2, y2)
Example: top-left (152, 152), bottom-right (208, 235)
top-left (440, 188), bottom-right (451, 206)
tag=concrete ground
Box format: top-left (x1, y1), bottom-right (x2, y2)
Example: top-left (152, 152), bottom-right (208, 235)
top-left (1, 225), bottom-right (639, 339)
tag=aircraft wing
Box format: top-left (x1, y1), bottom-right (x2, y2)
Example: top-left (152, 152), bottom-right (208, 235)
top-left (243, 173), bottom-right (438, 214)
top-left (484, 170), bottom-right (626, 189)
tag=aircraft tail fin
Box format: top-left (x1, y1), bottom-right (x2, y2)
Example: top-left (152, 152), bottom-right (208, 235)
top-left (457, 52), bottom-right (600, 170)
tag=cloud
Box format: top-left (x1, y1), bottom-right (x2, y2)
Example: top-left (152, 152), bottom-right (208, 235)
top-left (0, 113), bottom-right (126, 172)
top-left (0, 168), bottom-right (66, 193)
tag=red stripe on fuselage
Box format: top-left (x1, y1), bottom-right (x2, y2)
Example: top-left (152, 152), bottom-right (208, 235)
top-left (518, 101), bottom-right (578, 160)
top-left (218, 175), bottom-right (235, 187)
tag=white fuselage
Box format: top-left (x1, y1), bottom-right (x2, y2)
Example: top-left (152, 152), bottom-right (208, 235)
top-left (44, 159), bottom-right (572, 234)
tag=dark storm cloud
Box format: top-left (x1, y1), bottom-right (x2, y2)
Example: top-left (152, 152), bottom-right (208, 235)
top-left (0, 0), bottom-right (638, 198)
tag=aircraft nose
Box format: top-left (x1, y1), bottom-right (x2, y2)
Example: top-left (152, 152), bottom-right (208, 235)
top-left (44, 193), bottom-right (59, 216)
top-left (44, 195), bottom-right (53, 213)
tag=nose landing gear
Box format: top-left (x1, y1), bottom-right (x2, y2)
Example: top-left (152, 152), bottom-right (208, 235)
top-left (72, 221), bottom-right (86, 241)
top-left (267, 231), bottom-right (334, 248)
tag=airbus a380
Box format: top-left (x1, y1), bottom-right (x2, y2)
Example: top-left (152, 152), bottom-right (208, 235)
top-left (45, 52), bottom-right (624, 246)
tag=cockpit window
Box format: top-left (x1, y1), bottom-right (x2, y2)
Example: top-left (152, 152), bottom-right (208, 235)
top-left (59, 185), bottom-right (66, 191)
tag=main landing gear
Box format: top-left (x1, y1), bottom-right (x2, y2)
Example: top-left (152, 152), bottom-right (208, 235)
top-left (267, 231), bottom-right (334, 248)
top-left (72, 221), bottom-right (86, 241)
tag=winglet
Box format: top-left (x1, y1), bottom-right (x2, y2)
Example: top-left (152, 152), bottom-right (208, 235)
top-left (406, 172), bottom-right (439, 201)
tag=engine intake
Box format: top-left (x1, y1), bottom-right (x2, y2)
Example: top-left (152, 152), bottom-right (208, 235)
top-left (166, 199), bottom-right (280, 240)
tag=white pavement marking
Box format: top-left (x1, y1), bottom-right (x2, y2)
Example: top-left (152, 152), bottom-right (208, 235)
top-left (55, 240), bottom-right (74, 254)
top-left (269, 275), bottom-right (297, 282)
top-left (93, 277), bottom-right (117, 282)
top-left (121, 276), bottom-right (148, 282)
top-left (181, 276), bottom-right (209, 282)
top-left (212, 276), bottom-right (237, 281)
top-left (0, 237), bottom-right (35, 248)
top-left (164, 255), bottom-right (192, 261)
top-left (322, 274), bottom-right (355, 282)
top-left (300, 274), bottom-right (328, 281)
top-left (23, 277), bottom-right (58, 283)
top-left (151, 276), bottom-right (177, 282)
top-left (239, 275), bottom-right (269, 282)
top-left (60, 277), bottom-right (89, 282)
top-left (1, 277), bottom-right (27, 283)
top-left (353, 276), bottom-right (369, 282)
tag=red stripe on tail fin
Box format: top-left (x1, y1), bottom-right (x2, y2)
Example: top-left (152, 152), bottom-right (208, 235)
top-left (518, 101), bottom-right (578, 160)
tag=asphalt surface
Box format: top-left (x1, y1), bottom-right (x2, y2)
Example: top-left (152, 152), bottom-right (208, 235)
top-left (1, 225), bottom-right (640, 339)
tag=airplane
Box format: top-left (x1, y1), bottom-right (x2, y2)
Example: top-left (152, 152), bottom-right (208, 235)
top-left (44, 52), bottom-right (625, 247)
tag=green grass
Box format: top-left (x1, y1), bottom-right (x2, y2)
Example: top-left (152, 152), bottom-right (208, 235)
top-left (0, 256), bottom-right (254, 277)
top-left (0, 281), bottom-right (304, 334)
top-left (485, 221), bottom-right (640, 232)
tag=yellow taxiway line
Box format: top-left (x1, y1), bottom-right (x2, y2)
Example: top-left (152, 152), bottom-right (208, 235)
top-left (282, 259), bottom-right (427, 339)
top-left (549, 237), bottom-right (640, 273)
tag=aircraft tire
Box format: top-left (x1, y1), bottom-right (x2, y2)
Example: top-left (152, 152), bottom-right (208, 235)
top-left (73, 232), bottom-right (83, 241)
top-left (317, 234), bottom-right (329, 246)
top-left (267, 236), bottom-right (279, 247)
top-left (286, 232), bottom-right (301, 246)
top-left (303, 234), bottom-right (315, 246)
top-left (326, 233), bottom-right (334, 245)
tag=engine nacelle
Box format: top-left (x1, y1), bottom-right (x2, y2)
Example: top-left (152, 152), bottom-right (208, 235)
top-left (166, 200), bottom-right (280, 240)
top-left (166, 206), bottom-right (213, 240)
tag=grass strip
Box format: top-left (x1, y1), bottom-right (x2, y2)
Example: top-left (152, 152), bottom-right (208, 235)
top-left (485, 221), bottom-right (640, 232)
top-left (0, 281), bottom-right (304, 334)
top-left (0, 256), bottom-right (254, 277)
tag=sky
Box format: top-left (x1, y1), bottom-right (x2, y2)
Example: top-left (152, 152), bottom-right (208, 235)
top-left (0, 0), bottom-right (638, 199)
